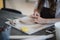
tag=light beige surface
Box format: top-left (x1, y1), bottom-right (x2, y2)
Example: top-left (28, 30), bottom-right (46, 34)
top-left (5, 0), bottom-right (35, 16)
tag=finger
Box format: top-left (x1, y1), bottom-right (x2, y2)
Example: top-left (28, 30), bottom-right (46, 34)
top-left (35, 13), bottom-right (40, 18)
top-left (36, 13), bottom-right (40, 17)
top-left (33, 12), bottom-right (38, 17)
top-left (30, 14), bottom-right (35, 18)
top-left (34, 12), bottom-right (37, 16)
top-left (34, 14), bottom-right (40, 19)
top-left (33, 19), bottom-right (39, 24)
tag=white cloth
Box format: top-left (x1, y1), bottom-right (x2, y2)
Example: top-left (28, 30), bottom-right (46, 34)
top-left (22, 34), bottom-right (54, 40)
top-left (55, 0), bottom-right (60, 18)
top-left (43, 0), bottom-right (50, 8)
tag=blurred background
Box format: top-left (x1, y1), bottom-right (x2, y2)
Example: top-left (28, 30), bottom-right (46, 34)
top-left (5, 0), bottom-right (36, 16)
top-left (0, 0), bottom-right (3, 9)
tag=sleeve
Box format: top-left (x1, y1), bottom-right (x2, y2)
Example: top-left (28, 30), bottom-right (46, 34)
top-left (55, 8), bottom-right (60, 18)
top-left (55, 0), bottom-right (60, 18)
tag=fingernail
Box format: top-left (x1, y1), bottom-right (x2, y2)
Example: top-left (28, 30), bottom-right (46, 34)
top-left (34, 22), bottom-right (38, 24)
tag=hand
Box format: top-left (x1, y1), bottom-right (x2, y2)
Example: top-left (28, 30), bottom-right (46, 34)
top-left (30, 11), bottom-right (41, 23)
top-left (30, 11), bottom-right (40, 18)
top-left (30, 9), bottom-right (47, 23)
top-left (30, 12), bottom-right (39, 23)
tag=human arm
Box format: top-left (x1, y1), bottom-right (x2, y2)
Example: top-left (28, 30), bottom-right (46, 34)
top-left (35, 16), bottom-right (60, 24)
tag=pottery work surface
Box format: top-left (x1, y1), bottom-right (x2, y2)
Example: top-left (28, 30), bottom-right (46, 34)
top-left (5, 17), bottom-right (53, 34)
